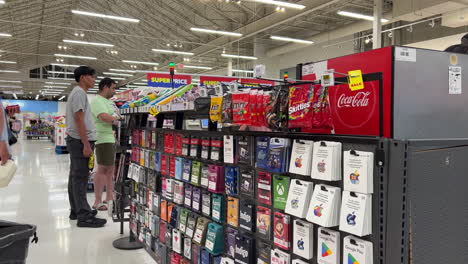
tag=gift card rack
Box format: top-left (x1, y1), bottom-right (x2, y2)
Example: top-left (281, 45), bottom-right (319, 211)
top-left (118, 108), bottom-right (409, 264)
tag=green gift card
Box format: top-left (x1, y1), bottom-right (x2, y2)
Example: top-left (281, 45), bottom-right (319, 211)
top-left (273, 175), bottom-right (290, 210)
top-left (191, 161), bottom-right (202, 186)
top-left (179, 209), bottom-right (189, 234)
top-left (211, 194), bottom-right (225, 223)
top-left (204, 222), bottom-right (224, 255)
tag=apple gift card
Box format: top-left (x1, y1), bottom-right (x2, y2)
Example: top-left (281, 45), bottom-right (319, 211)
top-left (285, 179), bottom-right (313, 218)
top-left (289, 139), bottom-right (313, 176)
top-left (343, 150), bottom-right (374, 194)
top-left (293, 219), bottom-right (313, 260)
top-left (311, 141), bottom-right (342, 181)
top-left (306, 184), bottom-right (341, 227)
top-left (339, 191), bottom-right (372, 237)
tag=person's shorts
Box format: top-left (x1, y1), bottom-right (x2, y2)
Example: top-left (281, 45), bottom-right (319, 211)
top-left (95, 143), bottom-right (115, 166)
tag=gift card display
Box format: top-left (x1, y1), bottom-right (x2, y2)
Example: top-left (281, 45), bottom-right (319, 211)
top-left (192, 243), bottom-right (202, 264)
top-left (175, 157), bottom-right (184, 180)
top-left (273, 175), bottom-right (290, 210)
top-left (175, 133), bottom-right (183, 156)
top-left (152, 215), bottom-right (161, 237)
top-left (289, 139), bottom-right (313, 176)
top-left (155, 152), bottom-right (162, 172)
top-left (306, 184), bottom-right (341, 227)
top-left (234, 235), bottom-right (255, 264)
top-left (201, 164), bottom-right (210, 188)
top-left (164, 133), bottom-right (175, 154)
top-left (205, 222), bottom-right (224, 255)
top-left (161, 154), bottom-right (169, 176)
top-left (174, 181), bottom-right (185, 205)
top-left (170, 206), bottom-right (179, 228)
top-left (223, 135), bottom-right (235, 164)
top-left (257, 172), bottom-right (272, 205)
top-left (292, 260), bottom-right (308, 264)
top-left (185, 184), bottom-right (193, 208)
top-left (220, 258), bottom-right (235, 264)
top-left (257, 240), bottom-right (271, 264)
top-left (212, 194), bottom-right (225, 223)
top-left (201, 137), bottom-right (211, 160)
top-left (293, 219), bottom-right (313, 260)
top-left (161, 199), bottom-right (168, 222)
top-left (186, 213), bottom-right (197, 238)
top-left (201, 249), bottom-right (211, 264)
top-left (170, 156), bottom-right (176, 178)
top-left (339, 191), bottom-right (372, 237)
top-left (173, 229), bottom-right (182, 254)
top-left (191, 161), bottom-right (202, 186)
top-left (159, 221), bottom-right (167, 243)
top-left (226, 227), bottom-right (238, 258)
top-left (270, 248), bottom-right (290, 264)
top-left (155, 243), bottom-right (168, 264)
top-left (202, 191), bottom-right (211, 217)
top-left (170, 252), bottom-right (181, 264)
top-left (239, 200), bottom-right (255, 232)
top-left (256, 136), bottom-right (270, 169)
top-left (183, 159), bottom-right (192, 183)
top-left (225, 166), bottom-right (239, 195)
top-left (285, 180), bottom-right (313, 218)
top-left (317, 227), bottom-right (340, 264)
top-left (343, 236), bottom-right (373, 264)
top-left (192, 187), bottom-right (202, 213)
top-left (193, 217), bottom-right (210, 245)
top-left (210, 137), bottom-right (223, 161)
top-left (239, 169), bottom-right (254, 197)
top-left (237, 136), bottom-right (253, 166)
top-left (154, 193), bottom-right (161, 215)
top-left (256, 206), bottom-right (271, 239)
top-left (227, 197), bottom-right (239, 228)
top-left (311, 141), bottom-right (342, 181)
top-left (179, 209), bottom-right (189, 234)
top-left (343, 150), bottom-right (374, 194)
top-left (184, 236), bottom-right (192, 259)
top-left (273, 212), bottom-right (290, 250)
top-left (208, 165), bottom-right (225, 193)
top-left (267, 138), bottom-right (290, 173)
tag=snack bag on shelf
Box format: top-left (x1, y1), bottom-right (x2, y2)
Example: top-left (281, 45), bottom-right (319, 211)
top-left (221, 93), bottom-right (233, 126)
top-left (232, 91), bottom-right (251, 125)
top-left (265, 86), bottom-right (289, 130)
top-left (209, 96), bottom-right (223, 123)
top-left (288, 85), bottom-right (314, 129)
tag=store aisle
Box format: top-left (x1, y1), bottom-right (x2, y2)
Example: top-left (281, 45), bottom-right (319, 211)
top-left (0, 139), bottom-right (154, 264)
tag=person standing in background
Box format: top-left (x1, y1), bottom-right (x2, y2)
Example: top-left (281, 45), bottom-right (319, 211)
top-left (90, 77), bottom-right (119, 216)
top-left (0, 96), bottom-right (10, 165)
top-left (66, 66), bottom-right (107, 228)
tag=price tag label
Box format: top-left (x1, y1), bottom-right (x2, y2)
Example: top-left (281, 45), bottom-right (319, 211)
top-left (348, 70), bottom-right (364, 91)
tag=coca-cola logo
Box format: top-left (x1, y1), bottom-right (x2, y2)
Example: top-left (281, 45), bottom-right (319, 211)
top-left (337, 92), bottom-right (370, 108)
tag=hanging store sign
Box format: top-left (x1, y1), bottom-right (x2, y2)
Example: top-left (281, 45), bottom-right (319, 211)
top-left (199, 76), bottom-right (238, 87)
top-left (147, 73), bottom-right (191, 88)
top-left (240, 78), bottom-right (275, 88)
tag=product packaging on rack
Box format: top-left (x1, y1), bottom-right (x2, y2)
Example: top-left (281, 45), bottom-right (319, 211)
top-left (343, 236), bottom-right (373, 264)
top-left (343, 150), bottom-right (374, 194)
top-left (339, 191), bottom-right (372, 237)
top-left (293, 219), bottom-right (313, 260)
top-left (306, 184), bottom-right (341, 227)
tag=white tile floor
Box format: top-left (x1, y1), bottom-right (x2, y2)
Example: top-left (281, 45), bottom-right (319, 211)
top-left (0, 138), bottom-right (154, 264)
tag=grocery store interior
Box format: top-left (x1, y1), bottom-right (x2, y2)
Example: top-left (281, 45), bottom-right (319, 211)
top-left (0, 0), bottom-right (467, 264)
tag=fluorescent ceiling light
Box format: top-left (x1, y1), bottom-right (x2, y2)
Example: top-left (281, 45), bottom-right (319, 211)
top-left (0, 33), bottom-right (12, 37)
top-left (250, 0), bottom-right (305, 9)
top-left (132, 82), bottom-right (147, 85)
top-left (0, 85), bottom-right (22, 88)
top-left (54, 54), bottom-right (97, 60)
top-left (141, 79), bottom-right (147, 82)
top-left (0, 1), bottom-right (5, 5)
top-left (88, 90), bottom-right (97, 93)
top-left (134, 70), bottom-right (156, 73)
top-left (0, 60), bottom-right (16, 64)
top-left (122, 60), bottom-right (159, 66)
top-left (4, 91), bottom-right (22, 95)
top-left (48, 71), bottom-right (74, 75)
top-left (51, 63), bottom-right (80, 67)
top-left (97, 76), bottom-right (125, 80)
top-left (63, 39), bottom-right (114, 47)
top-left (152, 49), bottom-right (194, 56)
top-left (45, 82), bottom-right (70, 85)
top-left (35, 94), bottom-right (39, 100)
top-left (0, 70), bottom-right (20, 73)
top-left (233, 69), bottom-right (254, 73)
top-left (190, 27), bottom-right (242, 37)
top-left (44, 85), bottom-right (68, 89)
top-left (270, 35), bottom-right (313, 44)
top-left (71, 10), bottom-right (140, 23)
top-left (0, 80), bottom-right (21, 83)
top-left (42, 89), bottom-right (65, 92)
top-left (13, 93), bottom-right (17, 99)
top-left (337, 11), bottom-right (389, 23)
top-left (183, 65), bottom-right (213, 70)
top-left (59, 96), bottom-right (65, 100)
top-left (221, 54), bottom-right (257, 60)
top-left (109, 69), bottom-right (136, 73)
top-left (103, 72), bottom-right (133, 77)
top-left (48, 77), bottom-right (75, 81)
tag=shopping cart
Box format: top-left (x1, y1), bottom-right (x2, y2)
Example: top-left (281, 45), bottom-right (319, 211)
top-left (0, 220), bottom-right (38, 264)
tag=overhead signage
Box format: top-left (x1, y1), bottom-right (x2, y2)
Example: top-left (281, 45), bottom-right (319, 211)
top-left (147, 73), bottom-right (191, 88)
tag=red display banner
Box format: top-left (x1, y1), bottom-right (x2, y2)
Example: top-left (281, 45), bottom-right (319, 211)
top-left (147, 73), bottom-right (191, 88)
top-left (199, 76), bottom-right (238, 87)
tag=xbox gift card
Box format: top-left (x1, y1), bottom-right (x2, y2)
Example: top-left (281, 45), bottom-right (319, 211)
top-left (273, 175), bottom-right (290, 210)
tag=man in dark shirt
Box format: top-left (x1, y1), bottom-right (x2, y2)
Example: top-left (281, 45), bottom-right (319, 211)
top-left (444, 33), bottom-right (468, 54)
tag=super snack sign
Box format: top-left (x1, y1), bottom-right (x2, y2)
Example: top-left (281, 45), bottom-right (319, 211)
top-left (147, 73), bottom-right (191, 88)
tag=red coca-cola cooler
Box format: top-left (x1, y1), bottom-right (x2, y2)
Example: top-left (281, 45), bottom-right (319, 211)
top-left (298, 46), bottom-right (468, 139)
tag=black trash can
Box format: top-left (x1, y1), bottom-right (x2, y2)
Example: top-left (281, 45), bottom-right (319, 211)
top-left (0, 220), bottom-right (38, 264)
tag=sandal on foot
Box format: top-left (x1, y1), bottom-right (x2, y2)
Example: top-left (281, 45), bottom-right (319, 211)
top-left (92, 203), bottom-right (108, 211)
